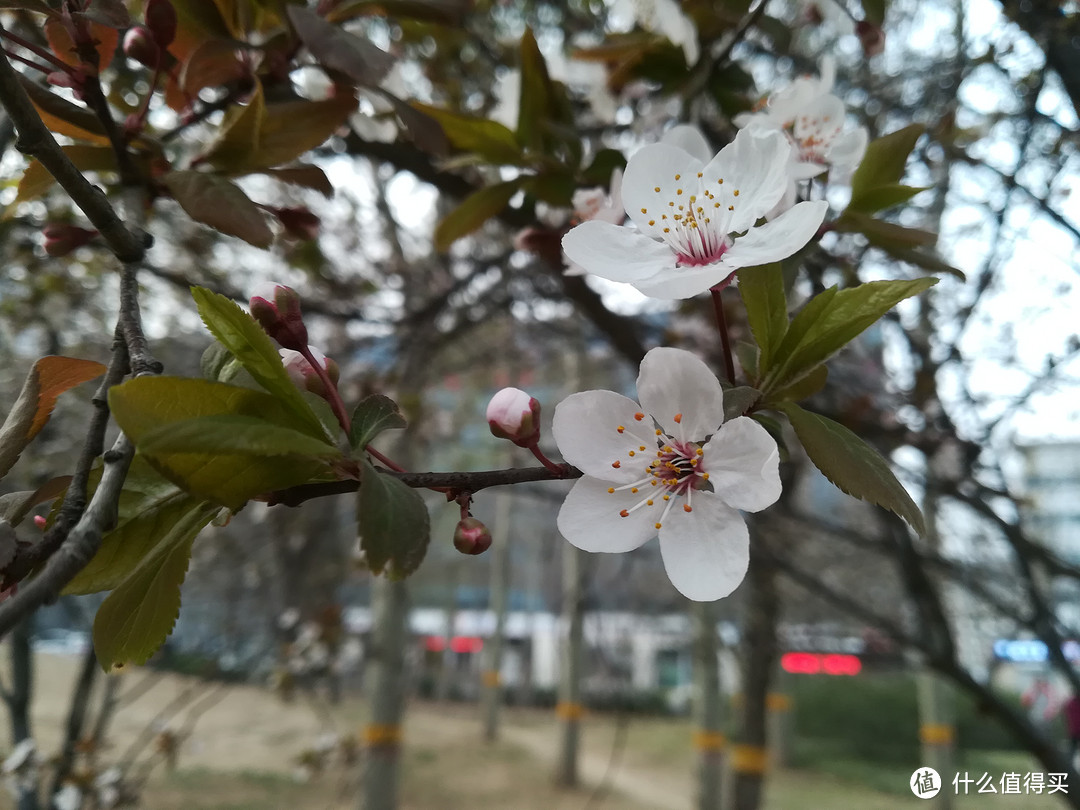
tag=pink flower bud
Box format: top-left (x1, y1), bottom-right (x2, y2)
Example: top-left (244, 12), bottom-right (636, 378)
top-left (145, 0), bottom-right (177, 49)
top-left (856, 20), bottom-right (885, 57)
top-left (42, 224), bottom-right (97, 257)
top-left (280, 348), bottom-right (340, 398)
top-left (250, 282), bottom-right (309, 351)
top-left (123, 26), bottom-right (160, 68)
top-left (453, 517), bottom-right (492, 556)
top-left (487, 387), bottom-right (541, 447)
top-left (33, 516), bottom-right (46, 530)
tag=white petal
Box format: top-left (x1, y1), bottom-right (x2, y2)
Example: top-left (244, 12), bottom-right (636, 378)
top-left (791, 161), bottom-right (827, 180)
top-left (557, 476), bottom-right (658, 553)
top-left (702, 417), bottom-right (781, 512)
top-left (659, 495), bottom-right (749, 600)
top-left (631, 262), bottom-right (735, 300)
top-left (793, 95), bottom-right (845, 144)
top-left (723, 200), bottom-right (827, 268)
top-left (553, 390), bottom-right (658, 482)
top-left (636, 347), bottom-right (725, 439)
top-left (702, 128), bottom-right (792, 234)
top-left (661, 124), bottom-right (714, 164)
top-left (562, 220), bottom-right (675, 283)
top-left (826, 126), bottom-right (868, 170)
top-left (622, 143), bottom-right (705, 237)
top-left (818, 56), bottom-right (836, 94)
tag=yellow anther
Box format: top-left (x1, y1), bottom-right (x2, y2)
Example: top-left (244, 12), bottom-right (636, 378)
top-left (702, 472), bottom-right (710, 480)
top-left (607, 487), bottom-right (615, 494)
top-left (620, 509), bottom-right (629, 517)
top-left (648, 220), bottom-right (655, 226)
top-left (733, 189), bottom-right (740, 196)
top-left (628, 451), bottom-right (636, 457)
top-left (718, 178), bottom-right (724, 184)
top-left (655, 522), bottom-right (662, 529)
top-left (654, 186), bottom-right (661, 192)
top-left (631, 487), bottom-right (638, 493)
top-left (641, 207), bottom-right (648, 214)
top-left (696, 447), bottom-right (704, 456)
top-left (663, 495), bottom-right (670, 501)
top-left (683, 504), bottom-right (693, 513)
top-left (646, 500), bottom-right (654, 506)
top-left (674, 174), bottom-right (681, 180)
top-left (697, 172), bottom-right (703, 178)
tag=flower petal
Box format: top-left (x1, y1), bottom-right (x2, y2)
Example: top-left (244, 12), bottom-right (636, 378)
top-left (557, 476), bottom-right (658, 553)
top-left (702, 128), bottom-right (792, 234)
top-left (793, 94), bottom-right (845, 144)
top-left (622, 143), bottom-right (705, 237)
top-left (636, 347), bottom-right (725, 439)
top-left (702, 416), bottom-right (781, 512)
top-left (724, 200), bottom-right (827, 269)
top-left (826, 127), bottom-right (868, 171)
top-left (553, 390), bottom-right (658, 482)
top-left (562, 220), bottom-right (675, 283)
top-left (631, 262), bottom-right (734, 300)
top-left (659, 495), bottom-right (749, 600)
top-left (661, 124), bottom-right (714, 164)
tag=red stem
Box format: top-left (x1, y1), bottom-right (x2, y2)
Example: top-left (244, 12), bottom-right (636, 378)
top-left (710, 285), bottom-right (736, 385)
top-left (0, 29), bottom-right (75, 75)
top-left (297, 345), bottom-right (352, 438)
top-left (2, 49), bottom-right (56, 76)
top-left (526, 441), bottom-right (568, 476)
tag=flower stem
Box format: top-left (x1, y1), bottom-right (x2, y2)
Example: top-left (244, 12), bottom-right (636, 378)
top-left (0, 29), bottom-right (76, 74)
top-left (297, 345), bottom-right (352, 438)
top-left (710, 285), bottom-right (736, 385)
top-left (526, 441), bottom-right (568, 476)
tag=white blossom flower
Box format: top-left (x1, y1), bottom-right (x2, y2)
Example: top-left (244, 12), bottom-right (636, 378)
top-left (564, 168), bottom-right (625, 276)
top-left (552, 347), bottom-right (781, 601)
top-left (611, 0), bottom-right (700, 66)
top-left (562, 127), bottom-right (828, 299)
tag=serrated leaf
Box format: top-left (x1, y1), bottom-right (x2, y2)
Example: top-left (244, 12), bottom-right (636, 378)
top-left (92, 513), bottom-right (203, 672)
top-left (66, 459), bottom-right (217, 595)
top-left (0, 356), bottom-right (106, 480)
top-left (356, 461), bottom-right (430, 577)
top-left (140, 415), bottom-right (340, 458)
top-left (778, 402), bottom-right (925, 535)
top-left (200, 341), bottom-right (241, 383)
top-left (411, 103), bottom-right (523, 164)
top-left (767, 278), bottom-right (937, 391)
top-left (262, 164), bottom-right (334, 197)
top-left (722, 386), bottom-right (760, 422)
top-left (847, 183), bottom-right (928, 214)
top-left (350, 395), bottom-right (407, 451)
top-left (109, 377), bottom-right (330, 509)
top-left (288, 5), bottom-right (393, 86)
top-left (850, 124), bottom-right (925, 201)
top-left (0, 476), bottom-right (71, 527)
top-left (190, 287), bottom-right (330, 440)
top-left (737, 263), bottom-right (787, 372)
top-left (435, 180), bottom-right (520, 251)
top-left (163, 171), bottom-right (273, 247)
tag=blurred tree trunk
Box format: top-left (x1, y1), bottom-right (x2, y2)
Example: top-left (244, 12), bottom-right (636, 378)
top-left (481, 488), bottom-right (512, 741)
top-left (693, 599), bottom-right (723, 810)
top-left (360, 578), bottom-right (410, 810)
top-left (6, 616), bottom-right (39, 810)
top-left (732, 534), bottom-right (779, 810)
top-left (49, 645), bottom-right (98, 799)
top-left (556, 543), bottom-right (586, 787)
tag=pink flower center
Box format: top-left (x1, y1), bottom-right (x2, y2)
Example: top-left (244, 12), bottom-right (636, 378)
top-left (604, 411), bottom-right (710, 530)
top-left (639, 172), bottom-right (741, 268)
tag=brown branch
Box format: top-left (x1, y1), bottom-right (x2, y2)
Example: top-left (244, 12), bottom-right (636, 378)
top-left (267, 463), bottom-right (581, 507)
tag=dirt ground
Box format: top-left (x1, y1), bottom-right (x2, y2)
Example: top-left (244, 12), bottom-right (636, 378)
top-left (0, 652), bottom-right (1069, 809)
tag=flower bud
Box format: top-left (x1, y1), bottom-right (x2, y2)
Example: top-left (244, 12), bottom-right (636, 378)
top-left (487, 387), bottom-right (541, 447)
top-left (42, 224), bottom-right (97, 257)
top-left (856, 20), bottom-right (885, 57)
top-left (123, 26), bottom-right (160, 68)
top-left (453, 517), bottom-right (492, 556)
top-left (250, 282), bottom-right (309, 351)
top-left (145, 0), bottom-right (177, 49)
top-left (280, 348), bottom-right (339, 398)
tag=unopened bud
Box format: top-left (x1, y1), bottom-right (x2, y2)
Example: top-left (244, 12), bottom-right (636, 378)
top-left (145, 0), bottom-right (177, 49)
top-left (42, 224), bottom-right (97, 257)
top-left (856, 20), bottom-right (885, 57)
top-left (250, 282), bottom-right (309, 350)
top-left (453, 517), bottom-right (492, 556)
top-left (33, 516), bottom-right (46, 530)
top-left (123, 26), bottom-right (160, 68)
top-left (487, 387), bottom-right (541, 447)
top-left (280, 347), bottom-right (340, 398)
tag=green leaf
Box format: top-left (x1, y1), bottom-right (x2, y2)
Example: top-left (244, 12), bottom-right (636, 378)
top-left (734, 340), bottom-right (759, 381)
top-left (356, 461), bottom-right (430, 578)
top-left (0, 356), bottom-right (106, 480)
top-left (65, 459), bottom-right (217, 595)
top-left (861, 0), bottom-right (886, 26)
top-left (850, 124), bottom-right (925, 201)
top-left (190, 287), bottom-right (329, 440)
top-left (200, 80), bottom-right (265, 170)
top-left (410, 103), bottom-right (524, 165)
top-left (582, 149), bottom-right (627, 185)
top-left (767, 364), bottom-right (828, 404)
top-left (434, 180), bottom-right (520, 251)
top-left (736, 263), bottom-right (787, 372)
top-left (288, 5), bottom-right (393, 86)
top-left (767, 278), bottom-right (937, 391)
top-left (18, 74), bottom-right (110, 144)
top-left (109, 377), bottom-right (331, 509)
top-left (262, 164), bottom-right (334, 197)
top-left (139, 415), bottom-right (341, 459)
top-left (778, 402), bottom-right (925, 535)
top-left (92, 510), bottom-right (206, 672)
top-left (15, 146), bottom-right (120, 205)
top-left (847, 183), bottom-right (929, 214)
top-left (722, 386), bottom-right (760, 423)
top-left (522, 172), bottom-right (576, 206)
top-left (200, 341), bottom-right (242, 383)
top-left (162, 171), bottom-right (273, 248)
top-left (834, 210), bottom-right (938, 250)
top-left (0, 476), bottom-right (70, 527)
top-left (350, 395), bottom-right (407, 452)
top-left (328, 0), bottom-right (471, 25)
top-left (517, 28), bottom-right (552, 151)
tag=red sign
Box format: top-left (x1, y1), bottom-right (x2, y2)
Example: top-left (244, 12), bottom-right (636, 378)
top-left (781, 652), bottom-right (862, 675)
top-left (424, 636), bottom-right (484, 653)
